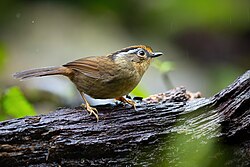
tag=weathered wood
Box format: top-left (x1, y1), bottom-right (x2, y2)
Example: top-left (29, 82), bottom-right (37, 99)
top-left (0, 70), bottom-right (249, 166)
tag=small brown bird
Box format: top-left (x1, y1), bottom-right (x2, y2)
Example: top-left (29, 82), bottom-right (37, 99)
top-left (14, 45), bottom-right (162, 121)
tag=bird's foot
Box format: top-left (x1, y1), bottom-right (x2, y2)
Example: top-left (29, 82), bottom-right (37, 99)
top-left (115, 96), bottom-right (137, 110)
top-left (81, 103), bottom-right (99, 121)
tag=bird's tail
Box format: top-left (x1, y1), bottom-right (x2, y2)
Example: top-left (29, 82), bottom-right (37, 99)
top-left (13, 66), bottom-right (72, 80)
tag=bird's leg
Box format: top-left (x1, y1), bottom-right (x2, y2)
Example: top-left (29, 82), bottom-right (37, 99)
top-left (79, 92), bottom-right (99, 121)
top-left (115, 96), bottom-right (136, 110)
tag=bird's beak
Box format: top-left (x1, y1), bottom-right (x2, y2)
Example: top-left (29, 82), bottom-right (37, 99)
top-left (150, 52), bottom-right (163, 58)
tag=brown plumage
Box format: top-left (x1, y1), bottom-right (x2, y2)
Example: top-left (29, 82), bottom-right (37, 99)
top-left (14, 45), bottom-right (162, 121)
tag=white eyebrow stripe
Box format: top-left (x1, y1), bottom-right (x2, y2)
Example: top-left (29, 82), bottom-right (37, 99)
top-left (116, 48), bottom-right (139, 57)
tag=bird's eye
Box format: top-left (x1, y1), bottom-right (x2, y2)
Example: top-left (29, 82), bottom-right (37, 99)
top-left (137, 50), bottom-right (145, 56)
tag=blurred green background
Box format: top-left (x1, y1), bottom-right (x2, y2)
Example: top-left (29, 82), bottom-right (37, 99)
top-left (0, 0), bottom-right (249, 120)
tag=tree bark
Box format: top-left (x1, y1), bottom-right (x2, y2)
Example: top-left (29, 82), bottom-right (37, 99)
top-left (0, 70), bottom-right (249, 167)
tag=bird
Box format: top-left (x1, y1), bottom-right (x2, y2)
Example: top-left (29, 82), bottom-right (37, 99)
top-left (13, 45), bottom-right (163, 121)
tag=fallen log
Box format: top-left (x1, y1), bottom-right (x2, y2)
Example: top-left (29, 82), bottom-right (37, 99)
top-left (0, 70), bottom-right (249, 166)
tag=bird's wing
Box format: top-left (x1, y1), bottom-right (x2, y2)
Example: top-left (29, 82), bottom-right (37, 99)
top-left (63, 57), bottom-right (101, 79)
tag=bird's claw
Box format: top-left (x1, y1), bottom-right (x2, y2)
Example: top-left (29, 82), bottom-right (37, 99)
top-left (115, 96), bottom-right (137, 110)
top-left (81, 104), bottom-right (99, 121)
